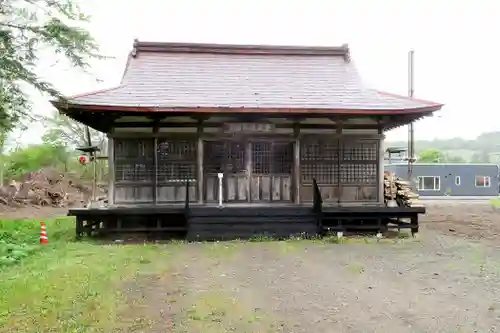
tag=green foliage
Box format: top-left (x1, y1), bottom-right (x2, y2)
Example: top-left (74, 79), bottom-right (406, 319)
top-left (0, 217), bottom-right (170, 332)
top-left (471, 151), bottom-right (491, 163)
top-left (42, 111), bottom-right (106, 149)
top-left (0, 0), bottom-right (101, 130)
top-left (446, 155), bottom-right (466, 163)
top-left (0, 217), bottom-right (74, 268)
top-left (5, 143), bottom-right (69, 179)
top-left (1, 112), bottom-right (109, 182)
top-left (418, 148), bottom-right (445, 163)
top-left (1, 141), bottom-right (101, 181)
top-left (387, 131), bottom-right (500, 163)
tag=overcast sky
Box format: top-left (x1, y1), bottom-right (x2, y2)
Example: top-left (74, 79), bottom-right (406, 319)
top-left (19, 0), bottom-right (500, 145)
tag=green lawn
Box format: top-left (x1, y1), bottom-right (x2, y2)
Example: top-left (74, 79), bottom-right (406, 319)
top-left (0, 217), bottom-right (172, 333)
top-left (0, 218), bottom-right (405, 332)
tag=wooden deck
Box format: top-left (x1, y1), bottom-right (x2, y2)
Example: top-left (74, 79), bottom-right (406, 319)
top-left (67, 203), bottom-right (425, 240)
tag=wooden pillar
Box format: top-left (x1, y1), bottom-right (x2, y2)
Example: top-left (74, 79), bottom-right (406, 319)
top-left (293, 124), bottom-right (301, 204)
top-left (153, 137), bottom-right (158, 204)
top-left (107, 135), bottom-right (115, 206)
top-left (378, 127), bottom-right (385, 204)
top-left (197, 121), bottom-right (204, 204)
top-left (246, 140), bottom-right (252, 201)
top-left (336, 121), bottom-right (343, 205)
top-left (153, 124), bottom-right (159, 204)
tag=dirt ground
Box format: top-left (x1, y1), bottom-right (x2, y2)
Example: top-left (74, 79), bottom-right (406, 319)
top-left (114, 201), bottom-right (500, 333)
top-left (3, 201), bottom-right (500, 332)
top-left (0, 205), bottom-right (68, 219)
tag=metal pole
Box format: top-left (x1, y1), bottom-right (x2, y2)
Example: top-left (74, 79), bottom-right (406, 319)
top-left (408, 50), bottom-right (415, 178)
top-left (92, 153), bottom-right (97, 201)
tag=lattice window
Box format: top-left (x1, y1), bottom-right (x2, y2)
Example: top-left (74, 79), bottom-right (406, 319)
top-left (252, 142), bottom-right (293, 175)
top-left (300, 140), bottom-right (340, 184)
top-left (343, 141), bottom-right (377, 161)
top-left (157, 139), bottom-right (197, 183)
top-left (272, 143), bottom-right (293, 174)
top-left (340, 163), bottom-right (377, 185)
top-left (341, 140), bottom-right (378, 185)
top-left (204, 141), bottom-right (246, 174)
top-left (114, 139), bottom-right (154, 183)
top-left (252, 142), bottom-right (271, 174)
top-left (204, 142), bottom-right (225, 174)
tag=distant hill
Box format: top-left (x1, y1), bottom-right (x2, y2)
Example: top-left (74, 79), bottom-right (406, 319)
top-left (385, 131), bottom-right (500, 163)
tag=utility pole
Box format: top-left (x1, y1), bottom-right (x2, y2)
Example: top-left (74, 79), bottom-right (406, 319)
top-left (407, 50), bottom-right (415, 178)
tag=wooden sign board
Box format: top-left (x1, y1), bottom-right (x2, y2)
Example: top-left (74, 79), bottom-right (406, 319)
top-left (223, 123), bottom-right (275, 133)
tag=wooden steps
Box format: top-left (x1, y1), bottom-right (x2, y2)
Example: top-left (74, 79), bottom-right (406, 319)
top-left (187, 206), bottom-right (319, 241)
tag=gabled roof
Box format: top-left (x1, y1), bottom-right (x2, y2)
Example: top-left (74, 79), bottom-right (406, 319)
top-left (59, 40), bottom-right (443, 114)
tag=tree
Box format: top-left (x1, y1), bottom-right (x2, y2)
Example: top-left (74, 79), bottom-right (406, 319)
top-left (418, 148), bottom-right (446, 163)
top-left (0, 117), bottom-right (19, 186)
top-left (470, 151), bottom-right (491, 163)
top-left (0, 129), bottom-right (6, 186)
top-left (5, 143), bottom-right (68, 180)
top-left (445, 155), bottom-right (466, 163)
top-left (0, 0), bottom-right (101, 131)
top-left (42, 111), bottom-right (107, 180)
top-left (42, 111), bottom-right (106, 152)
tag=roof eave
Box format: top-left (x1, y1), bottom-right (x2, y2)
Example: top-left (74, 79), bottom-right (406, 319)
top-left (56, 103), bottom-right (444, 115)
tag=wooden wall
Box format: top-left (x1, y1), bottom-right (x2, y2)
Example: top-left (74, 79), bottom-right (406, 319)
top-left (113, 137), bottom-right (198, 204)
top-left (299, 136), bottom-right (379, 203)
top-left (109, 120), bottom-right (382, 206)
top-left (202, 141), bottom-right (294, 203)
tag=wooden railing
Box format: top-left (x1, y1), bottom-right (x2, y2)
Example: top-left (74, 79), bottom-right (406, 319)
top-left (312, 178), bottom-right (323, 232)
top-left (184, 181), bottom-right (190, 212)
top-left (312, 178), bottom-right (323, 213)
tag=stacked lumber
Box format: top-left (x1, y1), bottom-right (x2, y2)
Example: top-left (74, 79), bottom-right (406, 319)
top-left (384, 171), bottom-right (419, 207)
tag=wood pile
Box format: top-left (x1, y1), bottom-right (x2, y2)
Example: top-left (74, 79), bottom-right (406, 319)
top-left (384, 171), bottom-right (419, 207)
top-left (0, 168), bottom-right (102, 208)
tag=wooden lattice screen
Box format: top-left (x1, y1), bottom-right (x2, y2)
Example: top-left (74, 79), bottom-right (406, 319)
top-left (114, 139), bottom-right (155, 183)
top-left (157, 139), bottom-right (197, 183)
top-left (113, 138), bottom-right (155, 203)
top-left (252, 142), bottom-right (293, 175)
top-left (300, 140), bottom-right (340, 184)
top-left (341, 141), bottom-right (378, 186)
top-left (204, 141), bottom-right (246, 174)
top-left (300, 138), bottom-right (379, 201)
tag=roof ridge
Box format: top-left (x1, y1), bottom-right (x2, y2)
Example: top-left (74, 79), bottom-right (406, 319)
top-left (131, 39), bottom-right (350, 59)
top-left (66, 85), bottom-right (124, 99)
top-left (373, 89), bottom-right (443, 106)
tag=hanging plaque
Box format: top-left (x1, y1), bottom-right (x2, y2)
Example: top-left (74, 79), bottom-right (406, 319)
top-left (223, 123), bottom-right (275, 133)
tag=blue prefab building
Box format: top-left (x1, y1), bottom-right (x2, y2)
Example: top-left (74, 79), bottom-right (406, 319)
top-left (384, 163), bottom-right (499, 197)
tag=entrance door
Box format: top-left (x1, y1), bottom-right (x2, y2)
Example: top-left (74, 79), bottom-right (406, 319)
top-left (250, 141), bottom-right (293, 202)
top-left (204, 140), bottom-right (249, 202)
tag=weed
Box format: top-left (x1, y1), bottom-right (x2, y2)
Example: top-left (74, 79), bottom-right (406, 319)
top-left (0, 217), bottom-right (171, 332)
top-left (347, 262), bottom-right (365, 274)
top-left (489, 197), bottom-right (500, 210)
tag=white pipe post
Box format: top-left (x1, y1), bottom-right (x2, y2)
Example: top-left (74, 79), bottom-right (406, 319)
top-left (217, 172), bottom-right (224, 208)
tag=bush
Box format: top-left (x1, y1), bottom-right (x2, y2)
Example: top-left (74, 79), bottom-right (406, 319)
top-left (0, 217), bottom-right (74, 268)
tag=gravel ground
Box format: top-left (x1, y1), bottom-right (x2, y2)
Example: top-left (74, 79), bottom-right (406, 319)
top-left (120, 201), bottom-right (500, 333)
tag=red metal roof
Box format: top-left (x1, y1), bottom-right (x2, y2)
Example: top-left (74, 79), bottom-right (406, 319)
top-left (58, 40), bottom-right (444, 115)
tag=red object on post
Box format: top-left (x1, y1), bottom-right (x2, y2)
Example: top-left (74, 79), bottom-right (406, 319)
top-left (78, 155), bottom-right (89, 165)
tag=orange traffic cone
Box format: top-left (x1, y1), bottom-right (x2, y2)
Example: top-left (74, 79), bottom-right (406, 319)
top-left (40, 221), bottom-right (48, 244)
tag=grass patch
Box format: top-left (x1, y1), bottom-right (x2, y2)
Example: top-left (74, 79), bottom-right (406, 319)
top-left (0, 217), bottom-right (172, 333)
top-left (202, 241), bottom-right (241, 259)
top-left (346, 262), bottom-right (365, 274)
top-left (489, 197), bottom-right (500, 209)
top-left (0, 217), bottom-right (74, 268)
top-left (182, 290), bottom-right (271, 332)
top-left (323, 231), bottom-right (414, 245)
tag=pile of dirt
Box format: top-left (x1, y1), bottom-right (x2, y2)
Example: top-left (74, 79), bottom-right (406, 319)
top-left (383, 171), bottom-right (419, 207)
top-left (0, 168), bottom-right (106, 209)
